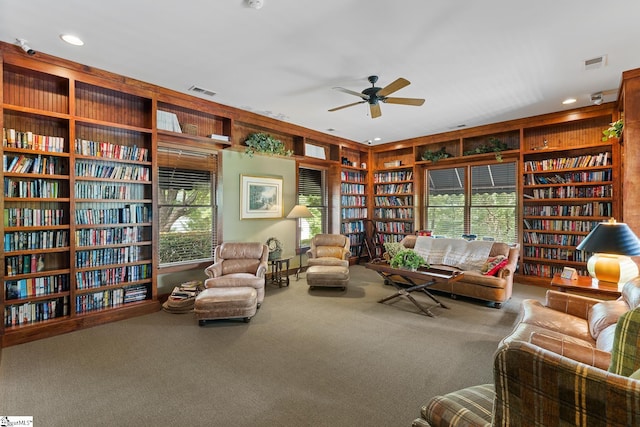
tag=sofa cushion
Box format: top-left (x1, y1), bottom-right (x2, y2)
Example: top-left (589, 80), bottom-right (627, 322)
top-left (424, 384), bottom-right (493, 427)
top-left (596, 323), bottom-right (617, 352)
top-left (588, 299), bottom-right (629, 339)
top-left (622, 277), bottom-right (640, 309)
top-left (520, 299), bottom-right (593, 343)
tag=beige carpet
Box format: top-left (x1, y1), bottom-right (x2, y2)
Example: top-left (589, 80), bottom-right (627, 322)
top-left (0, 266), bottom-right (547, 427)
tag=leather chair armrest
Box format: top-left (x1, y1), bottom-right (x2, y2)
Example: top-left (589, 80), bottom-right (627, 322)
top-left (256, 262), bottom-right (267, 278)
top-left (529, 332), bottom-right (611, 370)
top-left (205, 262), bottom-right (223, 278)
top-left (307, 248), bottom-right (318, 259)
top-left (545, 290), bottom-right (603, 320)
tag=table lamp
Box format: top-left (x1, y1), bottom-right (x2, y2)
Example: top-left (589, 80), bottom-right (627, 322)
top-left (576, 218), bottom-right (640, 289)
top-left (287, 204), bottom-right (313, 279)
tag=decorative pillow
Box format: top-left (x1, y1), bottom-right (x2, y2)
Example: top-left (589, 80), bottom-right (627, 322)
top-left (608, 307), bottom-right (640, 376)
top-left (588, 299), bottom-right (629, 340)
top-left (481, 255), bottom-right (507, 276)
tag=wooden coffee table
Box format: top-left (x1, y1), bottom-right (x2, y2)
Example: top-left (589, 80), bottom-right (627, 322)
top-left (366, 260), bottom-right (464, 317)
top-left (550, 273), bottom-right (621, 298)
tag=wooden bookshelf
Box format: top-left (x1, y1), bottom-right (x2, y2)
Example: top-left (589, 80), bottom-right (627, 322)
top-left (372, 160), bottom-right (415, 243)
top-left (339, 147), bottom-right (369, 261)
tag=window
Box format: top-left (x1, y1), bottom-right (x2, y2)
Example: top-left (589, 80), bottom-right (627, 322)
top-left (425, 162), bottom-right (517, 243)
top-left (297, 167), bottom-right (327, 248)
top-left (158, 147), bottom-right (218, 266)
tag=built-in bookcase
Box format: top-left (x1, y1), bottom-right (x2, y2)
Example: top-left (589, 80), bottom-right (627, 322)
top-left (339, 147), bottom-right (369, 260)
top-left (1, 60), bottom-right (159, 346)
top-left (372, 167), bottom-right (415, 242)
top-left (520, 136), bottom-right (618, 283)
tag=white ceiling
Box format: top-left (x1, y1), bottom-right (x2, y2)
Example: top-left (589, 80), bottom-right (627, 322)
top-left (1, 1), bottom-right (639, 146)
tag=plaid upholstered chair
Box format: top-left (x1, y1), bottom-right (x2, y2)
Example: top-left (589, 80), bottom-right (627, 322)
top-left (413, 307), bottom-right (640, 427)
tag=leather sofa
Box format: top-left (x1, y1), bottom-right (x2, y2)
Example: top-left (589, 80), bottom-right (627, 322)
top-left (396, 235), bottom-right (520, 308)
top-left (499, 276), bottom-right (640, 367)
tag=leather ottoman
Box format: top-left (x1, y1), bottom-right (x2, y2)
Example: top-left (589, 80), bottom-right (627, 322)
top-left (194, 286), bottom-right (257, 324)
top-left (306, 265), bottom-right (349, 290)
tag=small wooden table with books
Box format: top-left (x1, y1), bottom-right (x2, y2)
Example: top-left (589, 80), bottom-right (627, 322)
top-left (365, 260), bottom-right (464, 317)
top-left (550, 273), bottom-right (621, 299)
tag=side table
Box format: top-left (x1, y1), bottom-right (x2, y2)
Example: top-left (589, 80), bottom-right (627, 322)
top-left (268, 257), bottom-right (292, 288)
top-left (550, 273), bottom-right (621, 299)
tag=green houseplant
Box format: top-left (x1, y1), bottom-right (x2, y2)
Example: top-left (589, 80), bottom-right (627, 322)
top-left (421, 146), bottom-right (452, 162)
top-left (602, 119), bottom-right (623, 141)
top-left (244, 133), bottom-right (293, 157)
top-left (390, 249), bottom-right (428, 271)
top-left (463, 137), bottom-right (508, 161)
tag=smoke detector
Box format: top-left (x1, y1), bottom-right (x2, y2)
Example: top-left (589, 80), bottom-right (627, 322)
top-left (248, 0), bottom-right (264, 9)
top-left (590, 92), bottom-right (603, 105)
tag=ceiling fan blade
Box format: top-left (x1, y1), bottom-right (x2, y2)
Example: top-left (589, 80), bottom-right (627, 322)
top-left (328, 100), bottom-right (366, 112)
top-left (333, 87), bottom-right (369, 100)
top-left (384, 97), bottom-right (425, 106)
top-left (376, 77), bottom-right (410, 97)
top-left (370, 103), bottom-right (382, 119)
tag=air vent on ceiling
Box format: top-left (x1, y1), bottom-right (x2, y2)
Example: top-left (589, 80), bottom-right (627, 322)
top-left (584, 55), bottom-right (607, 71)
top-left (188, 85), bottom-right (217, 97)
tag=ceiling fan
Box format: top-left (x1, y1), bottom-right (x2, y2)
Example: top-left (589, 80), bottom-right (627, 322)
top-left (328, 75), bottom-right (425, 119)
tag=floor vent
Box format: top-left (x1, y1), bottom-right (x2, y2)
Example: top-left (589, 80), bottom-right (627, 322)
top-left (584, 55), bottom-right (607, 71)
top-left (188, 85), bottom-right (217, 97)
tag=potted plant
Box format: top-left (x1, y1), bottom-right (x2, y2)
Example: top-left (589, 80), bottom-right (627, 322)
top-left (602, 119), bottom-right (623, 141)
top-left (244, 133), bottom-right (293, 157)
top-left (266, 237), bottom-right (283, 260)
top-left (421, 146), bottom-right (451, 162)
top-left (390, 249), bottom-right (428, 271)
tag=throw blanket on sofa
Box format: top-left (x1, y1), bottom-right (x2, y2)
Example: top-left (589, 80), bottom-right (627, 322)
top-left (413, 237), bottom-right (494, 271)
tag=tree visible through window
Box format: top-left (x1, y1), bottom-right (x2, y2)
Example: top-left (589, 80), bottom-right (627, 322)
top-left (158, 148), bottom-right (218, 266)
top-left (298, 167), bottom-right (326, 247)
top-left (425, 162), bottom-right (517, 243)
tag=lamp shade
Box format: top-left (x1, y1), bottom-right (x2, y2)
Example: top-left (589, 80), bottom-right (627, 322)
top-left (576, 220), bottom-right (640, 255)
top-left (286, 205), bottom-right (313, 219)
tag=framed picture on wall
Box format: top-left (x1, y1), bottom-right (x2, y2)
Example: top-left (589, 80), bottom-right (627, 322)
top-left (240, 175), bottom-right (284, 219)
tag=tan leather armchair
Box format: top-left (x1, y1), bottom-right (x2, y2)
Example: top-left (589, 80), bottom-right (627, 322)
top-left (306, 234), bottom-right (351, 268)
top-left (204, 242), bottom-right (268, 306)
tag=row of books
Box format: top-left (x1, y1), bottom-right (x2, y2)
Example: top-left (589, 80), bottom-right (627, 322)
top-left (75, 205), bottom-right (151, 225)
top-left (340, 183), bottom-right (366, 194)
top-left (523, 202), bottom-right (612, 217)
top-left (74, 139), bottom-right (149, 162)
top-left (75, 246), bottom-right (143, 268)
top-left (341, 220), bottom-right (365, 234)
top-left (522, 231), bottom-right (586, 246)
top-left (523, 152), bottom-right (610, 171)
top-left (520, 263), bottom-right (588, 278)
top-left (75, 226), bottom-right (145, 247)
top-left (4, 230), bottom-right (69, 252)
top-left (523, 170), bottom-right (611, 186)
top-left (74, 182), bottom-right (143, 200)
top-left (124, 284), bottom-right (148, 303)
top-left (375, 221), bottom-right (414, 234)
top-left (340, 195), bottom-right (366, 206)
top-left (522, 219), bottom-right (600, 232)
top-left (374, 195), bottom-right (413, 206)
top-left (4, 296), bottom-right (69, 327)
top-left (374, 183), bottom-right (413, 194)
top-left (3, 154), bottom-right (65, 175)
top-left (373, 170), bottom-right (413, 183)
top-left (3, 128), bottom-right (66, 153)
top-left (5, 255), bottom-right (47, 276)
top-left (522, 247), bottom-right (589, 262)
top-left (527, 185), bottom-right (611, 200)
top-left (341, 208), bottom-right (367, 219)
top-left (374, 207), bottom-right (414, 219)
top-left (346, 234), bottom-right (364, 246)
top-left (75, 264), bottom-right (151, 290)
top-left (5, 274), bottom-right (70, 300)
top-left (75, 289), bottom-right (125, 314)
top-left (75, 160), bottom-right (150, 181)
top-left (340, 170), bottom-right (366, 182)
top-left (3, 208), bottom-right (65, 227)
top-left (3, 178), bottom-right (62, 198)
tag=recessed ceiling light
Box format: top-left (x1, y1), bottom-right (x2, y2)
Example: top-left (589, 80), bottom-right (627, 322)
top-left (60, 34), bottom-right (84, 46)
top-left (562, 98), bottom-right (577, 105)
top-left (373, 137), bottom-right (382, 141)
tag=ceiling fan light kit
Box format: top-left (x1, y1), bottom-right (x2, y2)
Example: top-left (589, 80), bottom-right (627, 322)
top-left (329, 75), bottom-right (425, 118)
